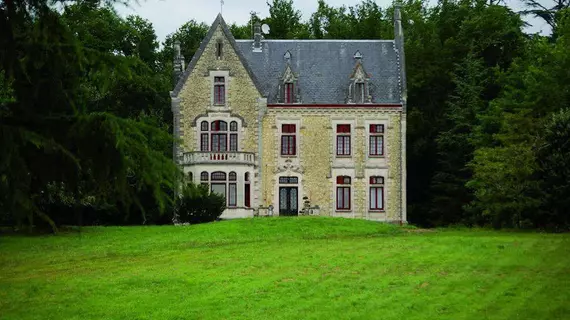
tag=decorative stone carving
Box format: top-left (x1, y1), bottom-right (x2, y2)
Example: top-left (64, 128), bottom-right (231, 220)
top-left (274, 158), bottom-right (304, 174)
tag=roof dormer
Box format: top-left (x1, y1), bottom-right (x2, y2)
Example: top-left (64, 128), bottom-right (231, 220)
top-left (348, 51), bottom-right (371, 104)
top-left (278, 51), bottom-right (299, 104)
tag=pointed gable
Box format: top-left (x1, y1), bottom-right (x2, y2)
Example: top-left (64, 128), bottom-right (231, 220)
top-left (171, 14), bottom-right (263, 98)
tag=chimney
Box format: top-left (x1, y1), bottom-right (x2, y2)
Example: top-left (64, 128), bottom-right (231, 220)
top-left (394, 1), bottom-right (407, 108)
top-left (253, 22), bottom-right (262, 52)
top-left (173, 40), bottom-right (185, 84)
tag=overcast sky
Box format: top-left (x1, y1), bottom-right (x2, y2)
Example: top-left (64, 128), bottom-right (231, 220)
top-left (115, 0), bottom-right (551, 43)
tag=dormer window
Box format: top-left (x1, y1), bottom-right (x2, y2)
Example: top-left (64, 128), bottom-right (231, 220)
top-left (284, 83), bottom-right (294, 103)
top-left (348, 52), bottom-right (371, 104)
top-left (280, 52), bottom-right (298, 104)
top-left (214, 76), bottom-right (225, 105)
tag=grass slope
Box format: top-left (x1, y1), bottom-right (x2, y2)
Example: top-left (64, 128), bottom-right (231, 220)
top-left (0, 217), bottom-right (569, 320)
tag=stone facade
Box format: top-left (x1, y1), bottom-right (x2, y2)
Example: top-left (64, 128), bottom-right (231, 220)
top-left (170, 12), bottom-right (407, 222)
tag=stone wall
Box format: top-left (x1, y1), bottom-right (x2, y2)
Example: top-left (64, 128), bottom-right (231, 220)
top-left (176, 25), bottom-right (260, 153)
top-left (261, 107), bottom-right (405, 221)
top-left (300, 116), bottom-right (332, 214)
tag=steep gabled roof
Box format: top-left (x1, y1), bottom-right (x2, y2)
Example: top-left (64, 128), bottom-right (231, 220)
top-left (234, 40), bottom-right (401, 104)
top-left (171, 14), bottom-right (264, 98)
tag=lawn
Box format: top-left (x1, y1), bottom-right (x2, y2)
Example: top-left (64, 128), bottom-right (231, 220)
top-left (0, 217), bottom-right (569, 320)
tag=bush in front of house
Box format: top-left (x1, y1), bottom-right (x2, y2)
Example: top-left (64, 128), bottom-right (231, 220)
top-left (176, 183), bottom-right (225, 224)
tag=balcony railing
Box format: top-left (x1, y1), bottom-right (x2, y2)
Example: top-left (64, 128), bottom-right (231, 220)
top-left (181, 151), bottom-right (255, 165)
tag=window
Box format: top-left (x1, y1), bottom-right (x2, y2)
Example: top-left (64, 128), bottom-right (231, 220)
top-left (336, 124), bottom-right (351, 156)
top-left (230, 121), bottom-right (238, 152)
top-left (200, 171), bottom-right (209, 187)
top-left (199, 120), bottom-right (239, 152)
top-left (369, 124), bottom-right (384, 156)
top-left (205, 171), bottom-right (236, 207)
top-left (244, 172), bottom-right (250, 208)
top-left (369, 176), bottom-right (384, 211)
top-left (188, 172), bottom-right (193, 182)
top-left (279, 176), bottom-right (298, 184)
top-left (284, 83), bottom-right (294, 103)
top-left (200, 121), bottom-right (209, 151)
top-left (355, 82), bottom-right (365, 103)
top-left (214, 77), bottom-right (225, 105)
top-left (281, 124), bottom-right (296, 156)
top-left (228, 171), bottom-right (237, 207)
top-left (336, 176), bottom-right (351, 210)
top-left (216, 41), bottom-right (223, 59)
top-left (211, 120), bottom-right (228, 152)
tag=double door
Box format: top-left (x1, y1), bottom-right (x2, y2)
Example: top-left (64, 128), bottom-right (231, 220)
top-left (279, 187), bottom-right (298, 216)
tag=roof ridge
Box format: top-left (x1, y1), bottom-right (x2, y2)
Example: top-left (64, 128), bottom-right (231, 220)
top-left (171, 15), bottom-right (265, 98)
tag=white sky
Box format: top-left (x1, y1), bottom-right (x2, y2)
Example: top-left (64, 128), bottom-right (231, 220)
top-left (115, 0), bottom-right (551, 43)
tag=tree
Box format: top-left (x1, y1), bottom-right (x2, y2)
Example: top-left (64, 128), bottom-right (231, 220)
top-left (0, 0), bottom-right (179, 232)
top-left (537, 108), bottom-right (570, 230)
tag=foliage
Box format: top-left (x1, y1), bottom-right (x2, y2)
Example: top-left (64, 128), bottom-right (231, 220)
top-left (0, 0), bottom-right (178, 232)
top-left (176, 183), bottom-right (225, 224)
top-left (536, 108), bottom-right (570, 230)
top-left (2, 0), bottom-right (570, 230)
top-left (1, 220), bottom-right (569, 318)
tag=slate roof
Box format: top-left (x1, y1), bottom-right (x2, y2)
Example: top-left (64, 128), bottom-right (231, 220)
top-left (172, 14), bottom-right (403, 105)
top-left (235, 40), bottom-right (402, 104)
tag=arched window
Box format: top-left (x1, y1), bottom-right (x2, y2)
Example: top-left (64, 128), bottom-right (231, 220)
top-left (336, 176), bottom-right (351, 210)
top-left (369, 176), bottom-right (384, 211)
top-left (206, 171), bottom-right (236, 207)
top-left (188, 172), bottom-right (193, 182)
top-left (200, 121), bottom-right (209, 151)
top-left (198, 119), bottom-right (239, 152)
top-left (200, 171), bottom-right (209, 188)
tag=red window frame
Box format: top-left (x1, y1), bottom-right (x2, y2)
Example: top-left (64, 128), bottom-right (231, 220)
top-left (244, 172), bottom-right (250, 208)
top-left (285, 83), bottom-right (294, 103)
top-left (336, 124), bottom-right (351, 156)
top-left (369, 176), bottom-right (385, 211)
top-left (336, 176), bottom-right (351, 210)
top-left (214, 77), bottom-right (225, 105)
top-left (369, 124), bottom-right (384, 156)
top-left (281, 124), bottom-right (296, 156)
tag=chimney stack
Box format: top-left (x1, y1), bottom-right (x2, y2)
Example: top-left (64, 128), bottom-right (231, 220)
top-left (394, 1), bottom-right (407, 107)
top-left (253, 22), bottom-right (262, 52)
top-left (173, 40), bottom-right (185, 84)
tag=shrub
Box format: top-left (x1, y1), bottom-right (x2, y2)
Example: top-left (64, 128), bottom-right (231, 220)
top-left (176, 183), bottom-right (225, 224)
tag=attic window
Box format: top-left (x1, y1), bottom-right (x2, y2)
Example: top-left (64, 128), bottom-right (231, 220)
top-left (216, 41), bottom-right (223, 59)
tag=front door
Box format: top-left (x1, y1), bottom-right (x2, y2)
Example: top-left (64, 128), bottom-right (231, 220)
top-left (279, 187), bottom-right (298, 216)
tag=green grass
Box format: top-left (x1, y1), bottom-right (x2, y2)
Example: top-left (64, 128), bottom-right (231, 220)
top-left (1, 217), bottom-right (569, 320)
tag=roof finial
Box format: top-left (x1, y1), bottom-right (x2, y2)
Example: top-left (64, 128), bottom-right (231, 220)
top-left (220, 0), bottom-right (224, 15)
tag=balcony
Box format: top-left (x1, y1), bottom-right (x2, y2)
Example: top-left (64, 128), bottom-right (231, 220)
top-left (181, 151), bottom-right (256, 166)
